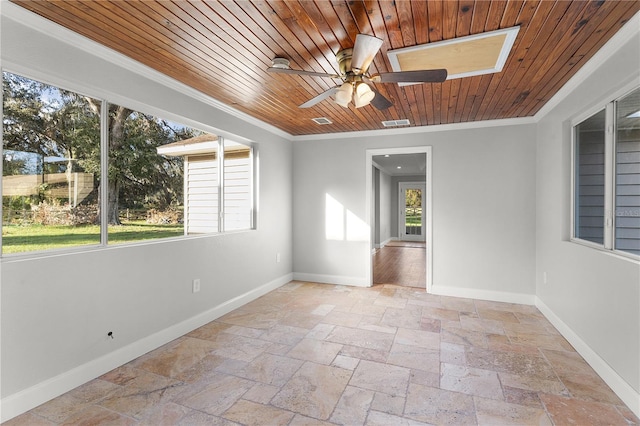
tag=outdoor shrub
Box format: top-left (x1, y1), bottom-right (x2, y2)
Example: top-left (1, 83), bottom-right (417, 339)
top-left (146, 207), bottom-right (183, 224)
top-left (32, 200), bottom-right (98, 226)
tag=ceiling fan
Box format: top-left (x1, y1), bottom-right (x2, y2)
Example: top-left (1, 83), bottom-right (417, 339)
top-left (267, 34), bottom-right (447, 110)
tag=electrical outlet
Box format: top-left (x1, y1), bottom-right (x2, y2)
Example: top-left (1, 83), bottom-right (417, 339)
top-left (192, 278), bottom-right (201, 293)
top-left (276, 253), bottom-right (281, 263)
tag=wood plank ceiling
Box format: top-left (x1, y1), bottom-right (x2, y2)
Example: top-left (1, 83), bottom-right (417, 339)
top-left (11, 1), bottom-right (640, 136)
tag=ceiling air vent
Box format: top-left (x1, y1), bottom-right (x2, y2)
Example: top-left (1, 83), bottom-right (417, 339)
top-left (312, 117), bottom-right (332, 125)
top-left (382, 119), bottom-right (410, 127)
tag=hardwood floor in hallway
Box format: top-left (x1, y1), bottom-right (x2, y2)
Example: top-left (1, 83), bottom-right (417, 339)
top-left (373, 241), bottom-right (426, 288)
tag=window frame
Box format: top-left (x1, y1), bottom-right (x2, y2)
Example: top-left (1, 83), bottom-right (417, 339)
top-left (1, 68), bottom-right (257, 260)
top-left (570, 82), bottom-right (640, 261)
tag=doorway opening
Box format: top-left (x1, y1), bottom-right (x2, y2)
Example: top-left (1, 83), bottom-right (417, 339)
top-left (366, 147), bottom-right (432, 291)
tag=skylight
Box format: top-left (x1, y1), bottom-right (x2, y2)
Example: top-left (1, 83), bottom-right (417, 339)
top-left (387, 27), bottom-right (520, 85)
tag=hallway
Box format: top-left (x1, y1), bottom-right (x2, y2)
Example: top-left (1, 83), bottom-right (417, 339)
top-left (373, 241), bottom-right (426, 288)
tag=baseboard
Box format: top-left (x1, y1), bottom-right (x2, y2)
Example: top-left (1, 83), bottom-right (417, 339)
top-left (374, 237), bottom-right (395, 250)
top-left (535, 297), bottom-right (640, 418)
top-left (380, 237), bottom-right (396, 248)
top-left (0, 273), bottom-right (292, 423)
top-left (430, 284), bottom-right (536, 305)
top-left (293, 272), bottom-right (370, 287)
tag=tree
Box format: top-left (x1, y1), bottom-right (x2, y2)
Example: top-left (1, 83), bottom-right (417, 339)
top-left (2, 152), bottom-right (28, 176)
top-left (83, 102), bottom-right (188, 224)
top-left (405, 188), bottom-right (422, 212)
top-left (3, 72), bottom-right (100, 209)
top-left (3, 71), bottom-right (188, 225)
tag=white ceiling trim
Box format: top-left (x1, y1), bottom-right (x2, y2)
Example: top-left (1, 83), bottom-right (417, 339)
top-left (292, 117), bottom-right (536, 141)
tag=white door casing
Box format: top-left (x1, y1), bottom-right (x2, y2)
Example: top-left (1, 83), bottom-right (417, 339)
top-left (365, 146), bottom-right (433, 291)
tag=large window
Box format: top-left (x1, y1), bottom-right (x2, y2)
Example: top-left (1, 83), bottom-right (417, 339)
top-left (105, 103), bottom-right (190, 245)
top-left (2, 72), bottom-right (254, 256)
top-left (573, 86), bottom-right (640, 258)
top-left (2, 72), bottom-right (101, 254)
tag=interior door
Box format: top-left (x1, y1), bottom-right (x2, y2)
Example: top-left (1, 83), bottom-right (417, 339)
top-left (399, 182), bottom-right (426, 241)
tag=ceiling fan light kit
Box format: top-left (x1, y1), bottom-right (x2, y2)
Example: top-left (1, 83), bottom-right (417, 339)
top-left (267, 33), bottom-right (448, 111)
top-left (354, 82), bottom-right (375, 108)
top-left (335, 83), bottom-right (353, 108)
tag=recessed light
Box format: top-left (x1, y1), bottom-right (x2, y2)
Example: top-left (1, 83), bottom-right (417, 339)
top-left (384, 154), bottom-right (390, 157)
top-left (397, 166), bottom-right (402, 169)
top-left (271, 57), bottom-right (291, 69)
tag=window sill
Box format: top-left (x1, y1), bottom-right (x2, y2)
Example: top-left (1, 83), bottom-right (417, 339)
top-left (569, 238), bottom-right (640, 264)
top-left (0, 228), bottom-right (256, 263)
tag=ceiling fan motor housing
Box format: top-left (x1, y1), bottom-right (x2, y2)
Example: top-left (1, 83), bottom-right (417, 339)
top-left (336, 48), bottom-right (353, 75)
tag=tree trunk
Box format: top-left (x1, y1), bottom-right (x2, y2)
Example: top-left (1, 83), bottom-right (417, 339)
top-left (85, 99), bottom-right (132, 225)
top-left (108, 106), bottom-right (131, 225)
top-left (107, 180), bottom-right (121, 225)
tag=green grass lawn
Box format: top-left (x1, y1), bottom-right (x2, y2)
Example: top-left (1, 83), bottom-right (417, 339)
top-left (2, 221), bottom-right (183, 254)
top-left (405, 208), bottom-right (422, 226)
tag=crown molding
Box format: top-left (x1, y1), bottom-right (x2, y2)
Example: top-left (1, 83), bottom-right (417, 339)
top-left (292, 116), bottom-right (536, 141)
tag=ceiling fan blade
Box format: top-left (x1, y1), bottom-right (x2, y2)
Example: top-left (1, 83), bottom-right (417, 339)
top-left (351, 34), bottom-right (384, 74)
top-left (299, 87), bottom-right (339, 108)
top-left (370, 69), bottom-right (448, 83)
top-left (267, 67), bottom-right (341, 79)
top-left (370, 90), bottom-right (393, 110)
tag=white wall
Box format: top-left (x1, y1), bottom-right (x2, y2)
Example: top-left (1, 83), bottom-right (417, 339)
top-left (1, 5), bottom-right (293, 419)
top-left (3, 0), bottom-right (638, 421)
top-left (293, 124), bottom-right (537, 298)
top-left (373, 168), bottom-right (380, 246)
top-left (535, 20), bottom-right (640, 405)
top-left (377, 169), bottom-right (392, 246)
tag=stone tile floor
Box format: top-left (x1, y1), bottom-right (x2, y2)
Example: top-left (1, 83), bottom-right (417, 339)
top-left (5, 281), bottom-right (639, 425)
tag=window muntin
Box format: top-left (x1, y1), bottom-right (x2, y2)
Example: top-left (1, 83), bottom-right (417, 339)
top-left (1, 71), bottom-right (255, 257)
top-left (2, 72), bottom-right (101, 254)
top-left (572, 86), bottom-right (640, 258)
top-left (614, 88), bottom-right (640, 256)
